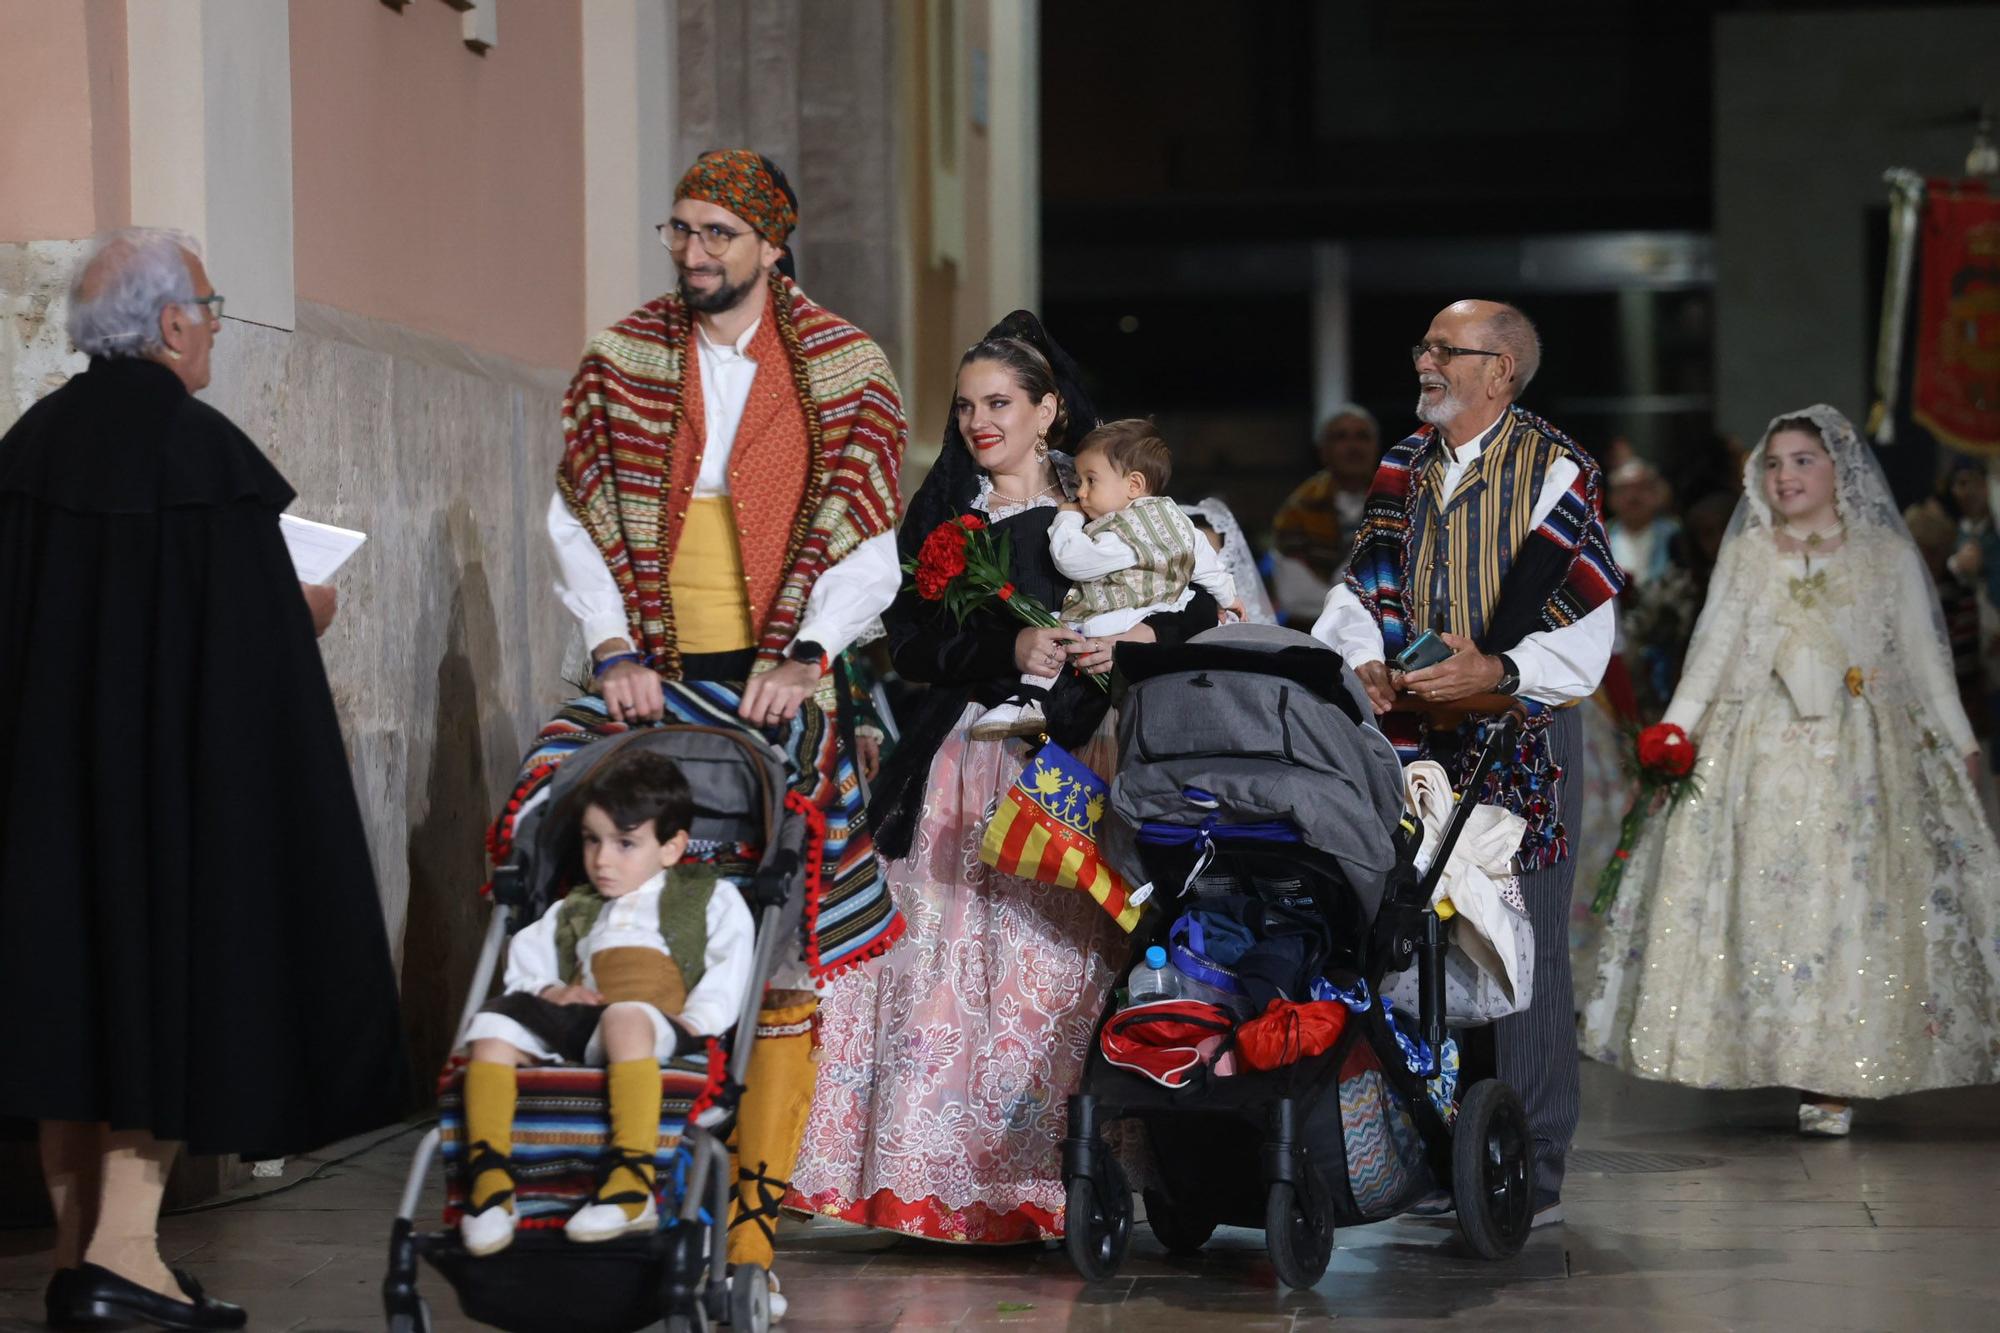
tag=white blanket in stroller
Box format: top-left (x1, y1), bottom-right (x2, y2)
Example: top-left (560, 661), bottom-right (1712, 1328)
top-left (1396, 761), bottom-right (1533, 1017)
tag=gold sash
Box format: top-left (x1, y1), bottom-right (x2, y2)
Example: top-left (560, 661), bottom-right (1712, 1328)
top-left (589, 946), bottom-right (689, 1016)
top-left (667, 497), bottom-right (756, 653)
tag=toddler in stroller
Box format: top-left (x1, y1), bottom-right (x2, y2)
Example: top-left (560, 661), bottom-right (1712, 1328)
top-left (456, 747), bottom-right (754, 1256)
top-left (382, 721), bottom-right (814, 1333)
top-left (1063, 623), bottom-right (1536, 1290)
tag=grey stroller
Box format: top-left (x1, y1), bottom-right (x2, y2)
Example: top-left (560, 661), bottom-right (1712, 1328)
top-left (382, 723), bottom-right (812, 1333)
top-left (1063, 624), bottom-right (1534, 1289)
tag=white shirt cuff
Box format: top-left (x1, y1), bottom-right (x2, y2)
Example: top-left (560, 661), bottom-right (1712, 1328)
top-left (796, 531), bottom-right (901, 660)
top-left (1311, 585), bottom-right (1386, 667)
top-left (1506, 599), bottom-right (1615, 705)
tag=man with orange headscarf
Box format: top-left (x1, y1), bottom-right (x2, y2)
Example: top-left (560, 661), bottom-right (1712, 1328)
top-left (550, 150), bottom-right (907, 1318)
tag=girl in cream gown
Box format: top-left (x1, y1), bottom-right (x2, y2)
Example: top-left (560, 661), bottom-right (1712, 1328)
top-left (1582, 406), bottom-right (2000, 1133)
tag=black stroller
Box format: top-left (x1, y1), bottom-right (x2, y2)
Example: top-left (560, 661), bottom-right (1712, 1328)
top-left (1062, 624), bottom-right (1534, 1289)
top-left (382, 723), bottom-right (811, 1333)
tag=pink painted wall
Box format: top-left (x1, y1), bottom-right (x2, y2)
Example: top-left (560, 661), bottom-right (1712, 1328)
top-left (0, 0), bottom-right (128, 243)
top-left (289, 0), bottom-right (585, 370)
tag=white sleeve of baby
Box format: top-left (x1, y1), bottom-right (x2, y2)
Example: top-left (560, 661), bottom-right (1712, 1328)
top-left (1190, 532), bottom-right (1237, 604)
top-left (1048, 510), bottom-right (1141, 581)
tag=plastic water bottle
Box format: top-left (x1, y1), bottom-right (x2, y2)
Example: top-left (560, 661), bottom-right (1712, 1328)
top-left (1128, 946), bottom-right (1185, 1005)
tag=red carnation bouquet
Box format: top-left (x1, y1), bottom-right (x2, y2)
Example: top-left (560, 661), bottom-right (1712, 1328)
top-left (1591, 722), bottom-right (1700, 914)
top-left (905, 514), bottom-right (1107, 690)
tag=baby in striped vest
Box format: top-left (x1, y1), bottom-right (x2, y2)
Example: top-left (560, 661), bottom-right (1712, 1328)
top-left (975, 418), bottom-right (1237, 739)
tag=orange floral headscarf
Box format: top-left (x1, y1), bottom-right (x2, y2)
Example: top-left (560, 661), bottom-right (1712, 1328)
top-left (675, 149), bottom-right (797, 247)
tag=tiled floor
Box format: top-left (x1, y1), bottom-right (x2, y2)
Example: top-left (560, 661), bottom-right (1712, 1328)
top-left (4, 1061), bottom-right (1997, 1331)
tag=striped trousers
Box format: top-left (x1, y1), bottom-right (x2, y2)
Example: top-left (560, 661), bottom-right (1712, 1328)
top-left (1492, 705), bottom-right (1582, 1200)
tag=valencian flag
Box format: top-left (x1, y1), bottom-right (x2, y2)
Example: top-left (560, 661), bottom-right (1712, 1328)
top-left (980, 741), bottom-right (1144, 932)
top-left (1913, 180), bottom-right (2000, 456)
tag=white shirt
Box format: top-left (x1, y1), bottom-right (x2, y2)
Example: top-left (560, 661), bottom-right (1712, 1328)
top-left (1311, 412), bottom-right (1616, 706)
top-left (548, 318), bottom-right (901, 657)
top-left (501, 870), bottom-right (755, 1041)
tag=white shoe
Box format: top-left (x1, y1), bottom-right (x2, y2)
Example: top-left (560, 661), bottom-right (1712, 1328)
top-left (970, 702), bottom-right (1024, 740)
top-left (565, 1191), bottom-right (658, 1242)
top-left (768, 1272), bottom-right (788, 1322)
top-left (969, 700), bottom-right (1048, 741)
top-left (459, 1203), bottom-right (518, 1257)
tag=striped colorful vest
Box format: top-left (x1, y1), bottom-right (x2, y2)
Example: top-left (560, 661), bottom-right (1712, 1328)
top-left (1407, 415), bottom-right (1564, 644)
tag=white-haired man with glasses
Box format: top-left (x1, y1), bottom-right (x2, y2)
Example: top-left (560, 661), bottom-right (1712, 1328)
top-left (0, 228), bottom-right (410, 1329)
top-left (546, 150), bottom-right (907, 1320)
top-left (1312, 299), bottom-right (1624, 1230)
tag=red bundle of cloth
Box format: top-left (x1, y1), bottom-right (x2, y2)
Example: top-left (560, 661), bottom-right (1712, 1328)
top-left (1235, 998), bottom-right (1348, 1072)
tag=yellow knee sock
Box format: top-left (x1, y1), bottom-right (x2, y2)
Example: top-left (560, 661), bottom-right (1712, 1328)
top-left (726, 995), bottom-right (819, 1269)
top-left (604, 1058), bottom-right (662, 1221)
top-left (463, 1061), bottom-right (518, 1214)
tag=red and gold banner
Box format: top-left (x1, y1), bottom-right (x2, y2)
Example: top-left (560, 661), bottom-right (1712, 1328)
top-left (1914, 181), bottom-right (2000, 457)
top-left (979, 741), bottom-right (1143, 932)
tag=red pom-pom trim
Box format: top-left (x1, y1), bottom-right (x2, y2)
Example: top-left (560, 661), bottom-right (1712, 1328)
top-left (684, 1036), bottom-right (729, 1123)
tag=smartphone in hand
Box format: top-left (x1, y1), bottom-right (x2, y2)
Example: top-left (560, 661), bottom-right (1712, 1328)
top-left (1394, 629), bottom-right (1453, 673)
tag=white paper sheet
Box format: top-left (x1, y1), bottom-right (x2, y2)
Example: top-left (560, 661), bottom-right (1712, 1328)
top-left (281, 514), bottom-right (367, 584)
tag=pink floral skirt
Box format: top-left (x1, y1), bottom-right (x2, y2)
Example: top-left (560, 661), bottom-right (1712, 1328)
top-left (786, 706), bottom-right (1129, 1242)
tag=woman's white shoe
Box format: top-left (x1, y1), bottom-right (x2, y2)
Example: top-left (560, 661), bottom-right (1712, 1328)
top-left (459, 1203), bottom-right (518, 1257)
top-left (565, 1194), bottom-right (659, 1242)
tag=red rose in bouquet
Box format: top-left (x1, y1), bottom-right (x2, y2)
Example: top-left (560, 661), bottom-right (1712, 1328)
top-left (913, 523), bottom-right (969, 600)
top-left (1592, 722), bottom-right (1702, 913)
top-left (1635, 723), bottom-right (1695, 778)
top-left (902, 513), bottom-right (1108, 690)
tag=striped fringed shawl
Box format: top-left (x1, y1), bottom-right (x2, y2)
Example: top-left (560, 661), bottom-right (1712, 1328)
top-left (1343, 407), bottom-right (1624, 869)
top-left (557, 273), bottom-right (906, 680)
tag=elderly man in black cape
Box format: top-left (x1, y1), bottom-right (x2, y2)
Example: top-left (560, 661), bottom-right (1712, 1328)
top-left (0, 228), bottom-right (409, 1330)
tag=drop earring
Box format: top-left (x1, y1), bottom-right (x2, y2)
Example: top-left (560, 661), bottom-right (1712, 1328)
top-left (1033, 429), bottom-right (1049, 462)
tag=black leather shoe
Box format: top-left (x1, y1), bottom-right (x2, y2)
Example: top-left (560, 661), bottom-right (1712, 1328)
top-left (170, 1270), bottom-right (245, 1329)
top-left (43, 1268), bottom-right (101, 1331)
top-left (56, 1262), bottom-right (246, 1331)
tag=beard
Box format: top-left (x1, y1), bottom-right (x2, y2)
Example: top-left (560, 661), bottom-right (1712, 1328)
top-left (1415, 382), bottom-right (1462, 425)
top-left (679, 265), bottom-right (761, 315)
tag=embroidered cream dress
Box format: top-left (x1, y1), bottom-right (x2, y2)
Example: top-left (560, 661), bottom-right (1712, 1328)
top-left (1583, 408), bottom-right (2000, 1098)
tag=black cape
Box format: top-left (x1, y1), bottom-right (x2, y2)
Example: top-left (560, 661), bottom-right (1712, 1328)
top-left (0, 358), bottom-right (410, 1158)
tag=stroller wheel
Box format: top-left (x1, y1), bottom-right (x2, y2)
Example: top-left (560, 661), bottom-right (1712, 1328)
top-left (729, 1263), bottom-right (771, 1333)
top-left (1063, 1154), bottom-right (1132, 1280)
top-left (1452, 1079), bottom-right (1534, 1259)
top-left (1142, 1188), bottom-right (1216, 1255)
top-left (1264, 1181), bottom-right (1334, 1289)
top-left (384, 1295), bottom-right (431, 1333)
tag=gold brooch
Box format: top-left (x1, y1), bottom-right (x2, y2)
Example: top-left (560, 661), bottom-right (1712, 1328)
top-left (1845, 667), bottom-right (1864, 697)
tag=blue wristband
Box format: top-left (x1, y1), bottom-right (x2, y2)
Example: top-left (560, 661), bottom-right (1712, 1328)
top-left (592, 651), bottom-right (644, 679)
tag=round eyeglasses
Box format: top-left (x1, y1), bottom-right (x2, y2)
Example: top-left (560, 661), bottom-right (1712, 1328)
top-left (657, 219), bottom-right (748, 256)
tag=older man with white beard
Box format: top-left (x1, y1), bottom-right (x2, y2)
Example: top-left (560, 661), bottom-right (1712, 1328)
top-left (1311, 299), bottom-right (1624, 1228)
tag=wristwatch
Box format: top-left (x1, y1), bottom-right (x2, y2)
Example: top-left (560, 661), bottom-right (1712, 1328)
top-left (1494, 653), bottom-right (1521, 696)
top-left (787, 639), bottom-right (828, 674)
